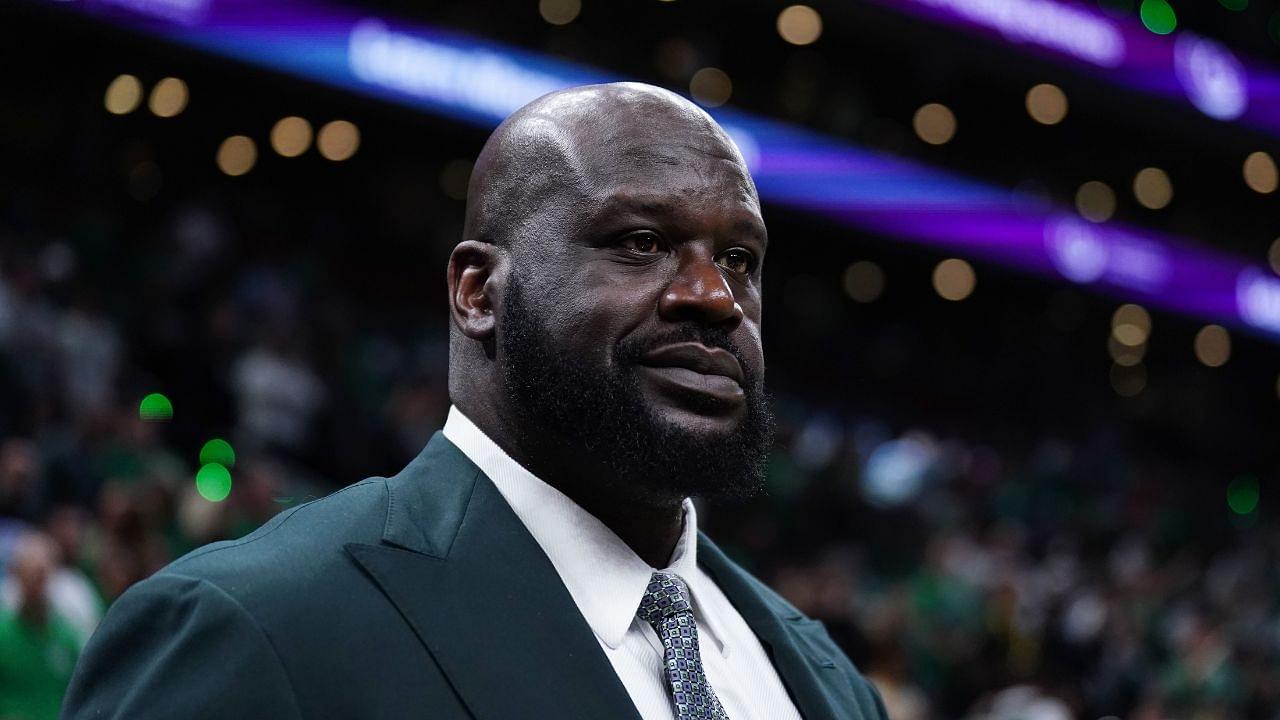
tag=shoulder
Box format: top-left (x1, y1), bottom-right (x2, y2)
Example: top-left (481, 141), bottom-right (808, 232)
top-left (157, 477), bottom-right (390, 603)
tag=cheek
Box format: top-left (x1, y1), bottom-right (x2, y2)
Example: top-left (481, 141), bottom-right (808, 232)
top-left (736, 320), bottom-right (765, 371)
top-left (536, 285), bottom-right (639, 369)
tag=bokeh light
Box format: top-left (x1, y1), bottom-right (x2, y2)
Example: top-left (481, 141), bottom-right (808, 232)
top-left (539, 0), bottom-right (581, 25)
top-left (317, 120), bottom-right (360, 161)
top-left (1110, 362), bottom-right (1147, 396)
top-left (1269, 237), bottom-right (1280, 275)
top-left (777, 5), bottom-right (823, 46)
top-left (1075, 181), bottom-right (1116, 223)
top-left (1194, 325), bottom-right (1231, 367)
top-left (271, 116), bottom-right (313, 157)
top-left (216, 135), bottom-right (257, 176)
top-left (104, 74), bottom-right (143, 115)
top-left (933, 258), bottom-right (976, 301)
top-left (199, 438), bottom-right (236, 468)
top-left (138, 392), bottom-right (173, 422)
top-left (843, 260), bottom-right (885, 303)
top-left (195, 463), bottom-right (233, 503)
top-left (1025, 84), bottom-right (1068, 125)
top-left (690, 67), bottom-right (732, 108)
top-left (1244, 152), bottom-right (1278, 194)
top-left (1218, 0), bottom-right (1247, 10)
top-left (1133, 167), bottom-right (1172, 209)
top-left (1227, 475), bottom-right (1259, 515)
top-left (913, 103), bottom-right (956, 145)
top-left (1111, 303), bottom-right (1151, 346)
top-left (148, 77), bottom-right (188, 118)
top-left (1139, 0), bottom-right (1177, 34)
top-left (1108, 335), bottom-right (1145, 366)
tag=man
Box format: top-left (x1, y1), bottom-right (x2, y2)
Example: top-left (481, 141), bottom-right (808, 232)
top-left (62, 83), bottom-right (888, 720)
top-left (0, 532), bottom-right (81, 720)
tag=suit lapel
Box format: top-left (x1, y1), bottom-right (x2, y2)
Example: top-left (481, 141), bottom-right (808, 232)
top-left (697, 534), bottom-right (849, 720)
top-left (345, 433), bottom-right (642, 720)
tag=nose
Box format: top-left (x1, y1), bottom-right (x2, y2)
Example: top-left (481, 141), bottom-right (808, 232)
top-left (657, 248), bottom-right (744, 328)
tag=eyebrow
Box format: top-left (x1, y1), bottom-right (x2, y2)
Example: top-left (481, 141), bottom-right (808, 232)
top-left (594, 194), bottom-right (769, 247)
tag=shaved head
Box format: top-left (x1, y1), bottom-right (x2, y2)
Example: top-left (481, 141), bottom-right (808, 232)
top-left (463, 83), bottom-right (757, 250)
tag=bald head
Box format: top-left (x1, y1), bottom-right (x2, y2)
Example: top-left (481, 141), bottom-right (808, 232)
top-left (463, 82), bottom-right (757, 249)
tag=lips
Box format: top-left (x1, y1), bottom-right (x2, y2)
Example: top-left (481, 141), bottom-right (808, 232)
top-left (636, 342), bottom-right (745, 386)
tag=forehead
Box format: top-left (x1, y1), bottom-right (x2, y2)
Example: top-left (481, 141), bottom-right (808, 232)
top-left (572, 135), bottom-right (762, 219)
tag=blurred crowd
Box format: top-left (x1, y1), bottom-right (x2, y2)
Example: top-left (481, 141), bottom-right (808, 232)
top-left (1, 194), bottom-right (1277, 720)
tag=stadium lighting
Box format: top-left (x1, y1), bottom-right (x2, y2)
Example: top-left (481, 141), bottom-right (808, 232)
top-left (271, 116), bottom-right (313, 157)
top-left (1133, 168), bottom-right (1172, 210)
top-left (689, 68), bottom-right (731, 108)
top-left (1026, 84), bottom-right (1068, 125)
top-left (104, 74), bottom-right (142, 115)
top-left (195, 463), bottom-right (233, 502)
top-left (138, 392), bottom-right (173, 421)
top-left (47, 0), bottom-right (1280, 345)
top-left (912, 103), bottom-right (956, 145)
top-left (539, 0), bottom-right (580, 26)
top-left (1194, 325), bottom-right (1231, 367)
top-left (1075, 181), bottom-right (1116, 223)
top-left (148, 77), bottom-right (188, 117)
top-left (317, 120), bottom-right (360, 161)
top-left (1111, 304), bottom-right (1152, 348)
top-left (932, 258), bottom-right (975, 301)
top-left (1108, 335), bottom-right (1145, 366)
top-left (1139, 0), bottom-right (1177, 35)
top-left (1244, 152), bottom-right (1278, 194)
top-left (777, 6), bottom-right (822, 46)
top-left (216, 135), bottom-right (257, 176)
top-left (199, 438), bottom-right (237, 468)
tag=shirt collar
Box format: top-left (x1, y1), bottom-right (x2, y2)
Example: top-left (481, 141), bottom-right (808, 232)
top-left (442, 405), bottom-right (702, 650)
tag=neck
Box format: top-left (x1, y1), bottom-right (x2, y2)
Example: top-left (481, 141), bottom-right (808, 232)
top-left (455, 397), bottom-right (687, 568)
top-left (561, 480), bottom-right (686, 569)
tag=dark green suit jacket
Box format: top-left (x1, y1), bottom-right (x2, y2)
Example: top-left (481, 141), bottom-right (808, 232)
top-left (62, 433), bottom-right (888, 719)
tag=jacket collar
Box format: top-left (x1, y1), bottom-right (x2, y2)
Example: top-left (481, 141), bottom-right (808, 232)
top-left (346, 432), bottom-right (849, 720)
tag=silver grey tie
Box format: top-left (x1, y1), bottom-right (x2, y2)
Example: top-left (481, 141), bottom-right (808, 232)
top-left (636, 571), bottom-right (730, 720)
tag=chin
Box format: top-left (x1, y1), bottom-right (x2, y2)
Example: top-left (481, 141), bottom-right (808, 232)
top-left (652, 403), bottom-right (747, 436)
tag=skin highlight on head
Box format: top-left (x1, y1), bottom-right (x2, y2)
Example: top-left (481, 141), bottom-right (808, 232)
top-left (446, 82), bottom-right (773, 567)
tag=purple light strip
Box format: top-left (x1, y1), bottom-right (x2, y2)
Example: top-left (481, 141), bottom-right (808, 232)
top-left (34, 0), bottom-right (1280, 342)
top-left (869, 0), bottom-right (1280, 137)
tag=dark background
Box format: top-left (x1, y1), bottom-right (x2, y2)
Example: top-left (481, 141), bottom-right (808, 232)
top-left (2, 1), bottom-right (1279, 718)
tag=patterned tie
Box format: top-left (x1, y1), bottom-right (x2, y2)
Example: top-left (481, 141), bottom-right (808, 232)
top-left (636, 571), bottom-right (731, 720)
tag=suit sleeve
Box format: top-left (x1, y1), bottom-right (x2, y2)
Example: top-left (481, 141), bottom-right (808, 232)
top-left (60, 572), bottom-right (303, 720)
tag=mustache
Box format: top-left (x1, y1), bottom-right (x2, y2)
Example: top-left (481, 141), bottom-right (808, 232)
top-left (615, 325), bottom-right (757, 384)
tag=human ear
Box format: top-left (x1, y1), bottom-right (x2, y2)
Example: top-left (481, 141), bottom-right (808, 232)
top-left (447, 240), bottom-right (500, 341)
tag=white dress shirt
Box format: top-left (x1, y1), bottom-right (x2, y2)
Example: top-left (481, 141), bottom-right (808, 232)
top-left (443, 406), bottom-right (803, 720)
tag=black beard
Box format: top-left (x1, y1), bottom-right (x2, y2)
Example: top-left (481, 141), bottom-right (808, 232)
top-left (497, 276), bottom-right (775, 507)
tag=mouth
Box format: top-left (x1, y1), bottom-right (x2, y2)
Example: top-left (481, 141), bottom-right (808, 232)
top-left (635, 342), bottom-right (746, 405)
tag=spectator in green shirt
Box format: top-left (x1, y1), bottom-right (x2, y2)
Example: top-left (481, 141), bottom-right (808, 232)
top-left (0, 532), bottom-right (80, 720)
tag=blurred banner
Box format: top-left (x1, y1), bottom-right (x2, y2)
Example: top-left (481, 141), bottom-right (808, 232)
top-left (866, 0), bottom-right (1280, 131)
top-left (37, 0), bottom-right (1280, 342)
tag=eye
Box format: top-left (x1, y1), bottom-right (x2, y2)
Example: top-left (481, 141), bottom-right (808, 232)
top-left (618, 231), bottom-right (664, 254)
top-left (717, 248), bottom-right (757, 275)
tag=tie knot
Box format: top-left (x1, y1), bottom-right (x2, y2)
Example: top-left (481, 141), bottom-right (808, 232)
top-left (637, 571), bottom-right (693, 625)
